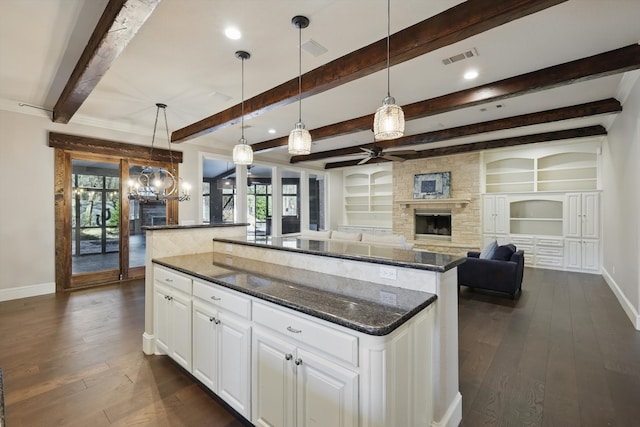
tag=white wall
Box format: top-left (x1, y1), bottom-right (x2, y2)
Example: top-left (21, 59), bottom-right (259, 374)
top-left (602, 72), bottom-right (640, 330)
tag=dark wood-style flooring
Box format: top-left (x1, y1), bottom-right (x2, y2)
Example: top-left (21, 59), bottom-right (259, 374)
top-left (0, 268), bottom-right (638, 426)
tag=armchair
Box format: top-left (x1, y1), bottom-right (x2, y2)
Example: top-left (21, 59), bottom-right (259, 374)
top-left (457, 245), bottom-right (524, 299)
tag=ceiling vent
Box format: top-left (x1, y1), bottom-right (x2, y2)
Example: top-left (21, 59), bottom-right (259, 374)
top-left (442, 48), bottom-right (479, 65)
top-left (301, 39), bottom-right (328, 57)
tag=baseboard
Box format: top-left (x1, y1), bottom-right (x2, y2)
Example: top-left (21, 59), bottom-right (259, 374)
top-left (142, 332), bottom-right (155, 355)
top-left (602, 267), bottom-right (640, 330)
top-left (432, 392), bottom-right (462, 427)
top-left (0, 282), bottom-right (55, 302)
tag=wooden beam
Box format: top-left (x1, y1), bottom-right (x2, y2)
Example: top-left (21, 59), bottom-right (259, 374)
top-left (291, 98), bottom-right (621, 163)
top-left (258, 43), bottom-right (640, 153)
top-left (52, 0), bottom-right (161, 124)
top-left (324, 126), bottom-right (607, 169)
top-left (48, 132), bottom-right (183, 163)
top-left (171, 0), bottom-right (567, 143)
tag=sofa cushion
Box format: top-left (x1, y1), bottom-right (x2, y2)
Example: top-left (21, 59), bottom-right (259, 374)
top-left (301, 229), bottom-right (332, 240)
top-left (480, 240), bottom-right (498, 259)
top-left (492, 244), bottom-right (517, 261)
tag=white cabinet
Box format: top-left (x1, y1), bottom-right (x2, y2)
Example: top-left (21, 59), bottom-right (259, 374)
top-left (564, 192), bottom-right (600, 272)
top-left (483, 194), bottom-right (509, 243)
top-left (153, 266), bottom-right (192, 372)
top-left (252, 301), bottom-right (359, 427)
top-left (192, 281), bottom-right (251, 418)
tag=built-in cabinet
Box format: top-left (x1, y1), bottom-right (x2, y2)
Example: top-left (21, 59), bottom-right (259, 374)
top-left (564, 192), bottom-right (600, 272)
top-left (154, 266), bottom-right (192, 371)
top-left (192, 280), bottom-right (252, 418)
top-left (343, 165), bottom-right (393, 228)
top-left (153, 264), bottom-right (436, 426)
top-left (482, 141), bottom-right (602, 273)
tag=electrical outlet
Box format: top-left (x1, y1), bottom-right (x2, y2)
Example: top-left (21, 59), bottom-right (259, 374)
top-left (379, 266), bottom-right (397, 280)
top-left (379, 290), bottom-right (397, 306)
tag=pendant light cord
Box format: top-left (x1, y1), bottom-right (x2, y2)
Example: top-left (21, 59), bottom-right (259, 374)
top-left (298, 23), bottom-right (302, 123)
top-left (241, 56), bottom-right (245, 142)
top-left (386, 0), bottom-right (391, 98)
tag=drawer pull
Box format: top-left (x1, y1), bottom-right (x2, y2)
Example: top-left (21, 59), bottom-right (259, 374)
top-left (285, 353), bottom-right (293, 361)
top-left (295, 358), bottom-right (303, 366)
top-left (210, 296), bottom-right (222, 301)
top-left (287, 326), bottom-right (302, 334)
top-left (165, 278), bottom-right (173, 283)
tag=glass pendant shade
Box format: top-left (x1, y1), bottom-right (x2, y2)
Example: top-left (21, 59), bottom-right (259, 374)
top-left (233, 138), bottom-right (253, 165)
top-left (288, 122), bottom-right (312, 155)
top-left (373, 95), bottom-right (405, 140)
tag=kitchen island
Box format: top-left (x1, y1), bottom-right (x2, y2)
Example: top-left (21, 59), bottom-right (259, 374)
top-left (144, 230), bottom-right (463, 427)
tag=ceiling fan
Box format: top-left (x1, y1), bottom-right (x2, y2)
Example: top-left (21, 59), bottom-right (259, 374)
top-left (357, 146), bottom-right (416, 165)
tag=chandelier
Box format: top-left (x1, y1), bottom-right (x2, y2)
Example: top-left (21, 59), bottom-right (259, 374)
top-left (373, 0), bottom-right (404, 140)
top-left (128, 103), bottom-right (191, 203)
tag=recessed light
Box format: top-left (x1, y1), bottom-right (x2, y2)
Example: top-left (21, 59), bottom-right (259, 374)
top-left (225, 27), bottom-right (241, 40)
top-left (268, 128), bottom-right (276, 134)
top-left (464, 70), bottom-right (479, 80)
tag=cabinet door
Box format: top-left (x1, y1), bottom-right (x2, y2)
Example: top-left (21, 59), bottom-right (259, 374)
top-left (581, 193), bottom-right (599, 239)
top-left (564, 193), bottom-right (582, 238)
top-left (192, 300), bottom-right (218, 391)
top-left (170, 290), bottom-right (192, 371)
top-left (218, 312), bottom-right (251, 418)
top-left (253, 329), bottom-right (297, 427)
top-left (564, 239), bottom-right (582, 270)
top-left (295, 348), bottom-right (359, 427)
top-left (153, 283), bottom-right (171, 355)
top-left (482, 195), bottom-right (496, 234)
top-left (494, 195), bottom-right (509, 235)
top-left (582, 239), bottom-right (600, 272)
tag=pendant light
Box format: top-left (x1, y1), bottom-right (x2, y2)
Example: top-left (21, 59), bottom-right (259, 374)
top-left (373, 0), bottom-right (404, 140)
top-left (233, 50), bottom-right (253, 165)
top-left (288, 15), bottom-right (312, 155)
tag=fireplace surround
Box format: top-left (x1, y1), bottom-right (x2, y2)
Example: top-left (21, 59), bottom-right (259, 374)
top-left (415, 209), bottom-right (452, 241)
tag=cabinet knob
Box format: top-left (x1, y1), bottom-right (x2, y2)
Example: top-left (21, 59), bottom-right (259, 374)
top-left (285, 354), bottom-right (293, 361)
top-left (287, 326), bottom-right (302, 334)
top-left (209, 316), bottom-right (215, 323)
top-left (295, 358), bottom-right (303, 366)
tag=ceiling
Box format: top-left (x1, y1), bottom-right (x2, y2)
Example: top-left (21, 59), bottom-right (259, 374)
top-left (1, 0), bottom-right (639, 170)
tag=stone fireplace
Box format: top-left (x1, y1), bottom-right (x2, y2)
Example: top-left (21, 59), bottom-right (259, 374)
top-left (391, 153), bottom-right (482, 256)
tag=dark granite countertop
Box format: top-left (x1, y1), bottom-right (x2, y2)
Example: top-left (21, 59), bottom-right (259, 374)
top-left (153, 252), bottom-right (437, 336)
top-left (214, 236), bottom-right (466, 273)
top-left (143, 222), bottom-right (248, 231)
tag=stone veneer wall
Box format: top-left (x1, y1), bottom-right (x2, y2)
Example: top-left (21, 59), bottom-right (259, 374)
top-left (392, 153), bottom-right (482, 256)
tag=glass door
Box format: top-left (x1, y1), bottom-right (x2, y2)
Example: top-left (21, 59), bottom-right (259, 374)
top-left (71, 159), bottom-right (121, 286)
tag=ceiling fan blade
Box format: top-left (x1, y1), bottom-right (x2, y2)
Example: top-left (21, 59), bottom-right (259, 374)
top-left (360, 147), bottom-right (374, 155)
top-left (357, 157), bottom-right (371, 165)
top-left (382, 154), bottom-right (407, 162)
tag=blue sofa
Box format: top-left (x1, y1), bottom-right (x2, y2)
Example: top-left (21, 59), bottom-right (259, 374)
top-left (457, 244), bottom-right (525, 299)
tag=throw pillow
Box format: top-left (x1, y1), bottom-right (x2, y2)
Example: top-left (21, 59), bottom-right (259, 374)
top-left (492, 244), bottom-right (516, 261)
top-left (479, 240), bottom-right (498, 259)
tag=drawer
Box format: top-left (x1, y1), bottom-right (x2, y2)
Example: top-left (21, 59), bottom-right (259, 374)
top-left (253, 301), bottom-right (358, 366)
top-left (193, 280), bottom-right (251, 319)
top-left (536, 246), bottom-right (563, 257)
top-left (535, 237), bottom-right (563, 247)
top-left (535, 255), bottom-right (564, 267)
top-left (154, 265), bottom-right (192, 294)
top-left (515, 244), bottom-right (534, 254)
top-left (510, 235), bottom-right (534, 245)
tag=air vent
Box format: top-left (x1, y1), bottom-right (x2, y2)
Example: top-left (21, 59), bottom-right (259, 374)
top-left (442, 48), bottom-right (479, 65)
top-left (301, 39), bottom-right (328, 57)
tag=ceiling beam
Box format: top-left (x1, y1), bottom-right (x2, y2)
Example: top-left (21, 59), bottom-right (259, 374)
top-left (171, 0), bottom-right (567, 143)
top-left (323, 126), bottom-right (607, 169)
top-left (258, 43), bottom-right (640, 153)
top-left (290, 98), bottom-right (621, 163)
top-left (52, 0), bottom-right (161, 124)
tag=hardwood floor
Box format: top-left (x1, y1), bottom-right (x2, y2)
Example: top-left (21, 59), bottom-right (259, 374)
top-left (1, 268), bottom-right (639, 426)
top-left (459, 267), bottom-right (640, 426)
top-left (0, 280), bottom-right (245, 427)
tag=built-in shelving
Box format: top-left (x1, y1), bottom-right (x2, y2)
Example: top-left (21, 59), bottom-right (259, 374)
top-left (343, 166), bottom-right (393, 227)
